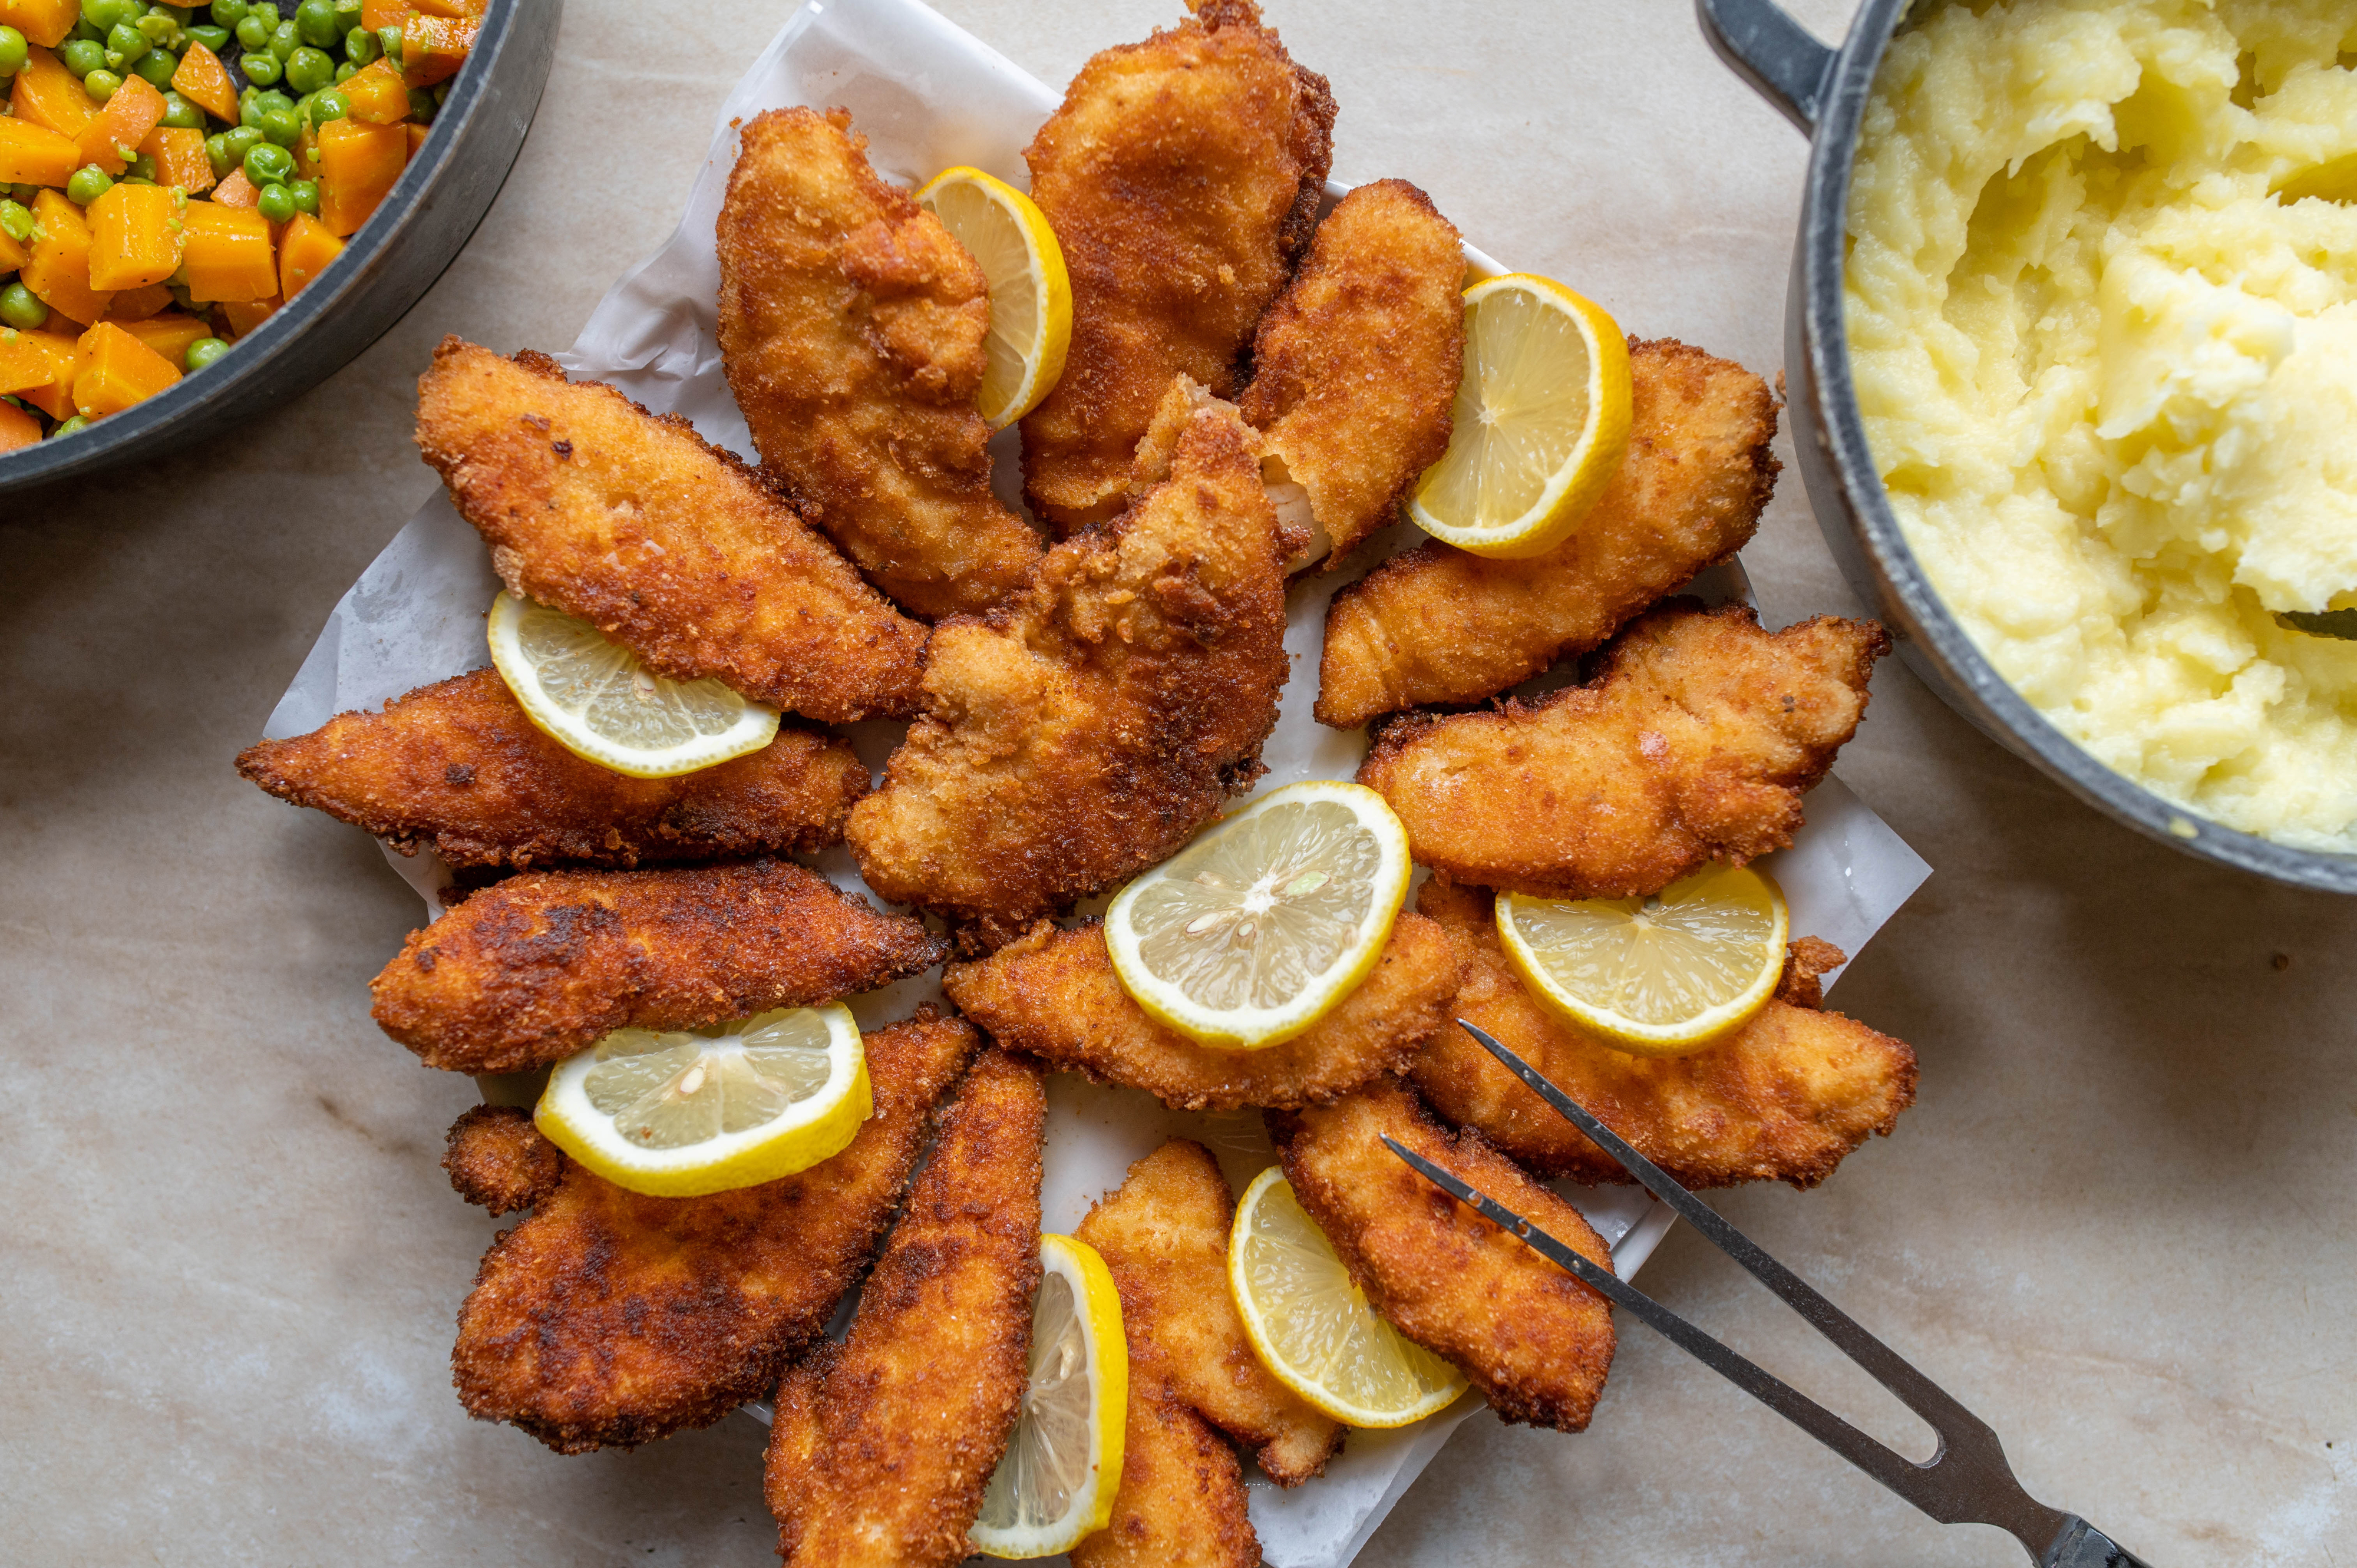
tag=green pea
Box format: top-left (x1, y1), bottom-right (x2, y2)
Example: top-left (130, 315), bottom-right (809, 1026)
top-left (134, 12), bottom-right (177, 46)
top-left (0, 200), bottom-right (32, 245)
top-left (286, 176), bottom-right (316, 213)
top-left (160, 89), bottom-right (204, 127)
top-left (184, 335), bottom-right (230, 371)
top-left (203, 130), bottom-right (232, 176)
top-left (237, 46), bottom-right (276, 84)
top-left (292, 0), bottom-right (334, 46)
top-left (232, 11), bottom-right (266, 48)
top-left (185, 22), bottom-right (227, 49)
top-left (82, 68), bottom-right (122, 100)
top-left (406, 85), bottom-right (434, 122)
top-left (283, 42), bottom-right (329, 92)
top-left (9, 183), bottom-right (40, 203)
top-left (253, 86), bottom-right (291, 111)
top-left (60, 36), bottom-right (107, 74)
top-left (308, 85), bottom-right (345, 122)
top-left (374, 22), bottom-right (397, 63)
top-left (247, 0), bottom-right (276, 22)
top-left (219, 123), bottom-right (262, 166)
top-left (209, 0), bottom-right (247, 25)
top-left (242, 139), bottom-right (292, 184)
top-left (258, 104), bottom-right (298, 144)
top-left (66, 164), bottom-right (113, 204)
top-left (341, 24), bottom-right (374, 65)
top-left (254, 180), bottom-right (294, 221)
top-left (1, 280), bottom-right (48, 330)
top-left (51, 415), bottom-right (91, 438)
top-left (83, 0), bottom-right (141, 31)
top-left (155, 4), bottom-right (196, 26)
top-left (131, 48), bottom-right (176, 85)
top-left (125, 151), bottom-right (157, 182)
top-left (0, 26), bottom-right (28, 78)
top-left (104, 19), bottom-right (148, 63)
top-left (268, 18), bottom-right (296, 60)
top-left (331, 60), bottom-right (351, 81)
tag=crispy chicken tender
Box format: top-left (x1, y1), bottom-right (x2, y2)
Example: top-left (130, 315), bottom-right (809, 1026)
top-left (943, 915), bottom-right (1457, 1111)
top-left (1270, 1080), bottom-right (1617, 1431)
top-left (1411, 881), bottom-right (1918, 1189)
top-left (1074, 1392), bottom-right (1260, 1568)
top-left (448, 1010), bottom-right (979, 1453)
top-left (237, 669), bottom-right (869, 870)
top-left (413, 338), bottom-right (925, 722)
top-left (370, 859), bottom-right (947, 1074)
top-left (1077, 1140), bottom-right (1342, 1484)
top-left (848, 385), bottom-right (1291, 946)
top-left (1360, 602), bottom-right (1890, 899)
top-left (1019, 0), bottom-right (1335, 531)
top-left (1317, 338), bottom-right (1781, 728)
top-left (1240, 179), bottom-right (1464, 565)
top-left (765, 1049), bottom-right (1045, 1568)
top-left (441, 1105), bottom-right (563, 1216)
top-left (716, 107), bottom-right (1043, 619)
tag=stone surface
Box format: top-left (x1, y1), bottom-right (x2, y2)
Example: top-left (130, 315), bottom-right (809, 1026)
top-left (2, 1), bottom-right (2350, 1563)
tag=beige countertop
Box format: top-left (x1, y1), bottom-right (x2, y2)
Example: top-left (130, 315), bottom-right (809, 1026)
top-left (3, 1), bottom-right (2351, 1562)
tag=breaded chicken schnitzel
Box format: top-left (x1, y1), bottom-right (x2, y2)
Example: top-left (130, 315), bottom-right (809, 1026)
top-left (1019, 0), bottom-right (1335, 531)
top-left (237, 668), bottom-right (869, 871)
top-left (1270, 1080), bottom-right (1617, 1431)
top-left (445, 1009), bottom-right (978, 1452)
top-left (414, 338), bottom-right (925, 722)
top-left (765, 1049), bottom-right (1045, 1568)
top-left (1360, 602), bottom-right (1890, 899)
top-left (943, 914), bottom-right (1456, 1111)
top-left (1074, 1388), bottom-right (1260, 1568)
top-left (1240, 179), bottom-right (1464, 566)
top-left (1411, 880), bottom-right (1917, 1189)
top-left (716, 108), bottom-right (1043, 619)
top-left (849, 384), bottom-right (1291, 948)
top-left (1316, 338), bottom-right (1780, 728)
top-left (371, 859), bottom-right (946, 1074)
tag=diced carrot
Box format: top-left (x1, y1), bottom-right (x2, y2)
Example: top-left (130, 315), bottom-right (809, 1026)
top-left (340, 58), bottom-right (410, 126)
top-left (0, 115), bottom-right (81, 188)
top-left (213, 169), bottom-right (260, 210)
top-left (0, 328), bottom-right (55, 392)
top-left (170, 40), bottom-right (243, 125)
top-left (118, 311), bottom-right (211, 365)
top-left (10, 45), bottom-right (98, 139)
top-left (140, 126), bottom-right (217, 196)
top-left (103, 283), bottom-right (174, 321)
top-left (87, 181), bottom-right (183, 291)
top-left (275, 211), bottom-right (343, 299)
top-left (399, 14), bottom-right (476, 87)
top-left (178, 200), bottom-right (276, 302)
top-left (410, 0), bottom-right (485, 16)
top-left (316, 118), bottom-right (406, 237)
top-left (0, 326), bottom-right (85, 418)
top-left (0, 0), bottom-right (78, 49)
top-left (73, 319), bottom-right (181, 417)
top-left (75, 74), bottom-right (169, 177)
top-left (0, 226), bottom-right (25, 275)
top-left (362, 0), bottom-right (415, 28)
top-left (0, 399), bottom-right (41, 451)
top-left (217, 295), bottom-right (279, 338)
top-left (21, 189), bottom-right (111, 327)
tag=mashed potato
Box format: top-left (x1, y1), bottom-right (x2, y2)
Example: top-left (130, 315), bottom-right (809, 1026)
top-left (1846, 0), bottom-right (2357, 850)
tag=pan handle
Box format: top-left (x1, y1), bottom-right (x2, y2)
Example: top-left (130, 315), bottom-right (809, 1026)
top-left (1695, 0), bottom-right (1835, 134)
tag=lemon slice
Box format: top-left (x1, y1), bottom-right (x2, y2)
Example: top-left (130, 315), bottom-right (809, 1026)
top-left (972, 1233), bottom-right (1128, 1559)
top-left (915, 166), bottom-right (1072, 429)
top-left (487, 592), bottom-right (779, 780)
top-left (1408, 273), bottom-right (1633, 559)
top-left (1496, 864), bottom-right (1790, 1057)
top-left (1228, 1167), bottom-right (1467, 1428)
top-left (534, 1003), bottom-right (870, 1197)
top-left (1105, 781), bottom-right (1412, 1051)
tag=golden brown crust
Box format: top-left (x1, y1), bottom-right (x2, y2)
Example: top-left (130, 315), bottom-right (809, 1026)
top-left (847, 389), bottom-right (1290, 944)
top-left (765, 1049), bottom-right (1046, 1568)
top-left (369, 859), bottom-right (947, 1074)
top-left (1316, 338), bottom-right (1781, 728)
top-left (1076, 1140), bottom-right (1341, 1485)
top-left (451, 1010), bottom-right (979, 1453)
top-left (1018, 1), bottom-right (1335, 530)
top-left (442, 1105), bottom-right (563, 1216)
top-left (1359, 601), bottom-right (1891, 899)
top-left (1071, 1390), bottom-right (1260, 1568)
top-left (1240, 180), bottom-right (1465, 563)
top-left (412, 338), bottom-right (926, 722)
top-left (1269, 1080), bottom-right (1617, 1431)
top-left (237, 668), bottom-right (870, 870)
top-left (1409, 880), bottom-right (1918, 1189)
top-left (942, 914), bottom-right (1458, 1111)
top-left (715, 108), bottom-right (1042, 619)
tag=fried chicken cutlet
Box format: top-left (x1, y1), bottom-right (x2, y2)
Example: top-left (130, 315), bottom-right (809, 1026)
top-left (1361, 602), bottom-right (1890, 899)
top-left (1074, 1391), bottom-right (1260, 1568)
top-left (1270, 1080), bottom-right (1617, 1431)
top-left (1411, 880), bottom-right (1917, 1189)
top-left (1316, 338), bottom-right (1781, 728)
top-left (848, 382), bottom-right (1291, 947)
top-left (1018, 0), bottom-right (1335, 531)
top-left (237, 668), bottom-right (869, 871)
top-left (765, 1049), bottom-right (1045, 1568)
top-left (1240, 179), bottom-right (1464, 565)
top-left (414, 338), bottom-right (925, 722)
top-left (445, 1009), bottom-right (978, 1452)
top-left (943, 914), bottom-right (1456, 1111)
top-left (717, 108), bottom-right (1042, 619)
top-left (371, 859), bottom-right (946, 1074)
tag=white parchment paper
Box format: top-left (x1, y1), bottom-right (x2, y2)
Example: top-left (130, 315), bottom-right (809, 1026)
top-left (264, 2), bottom-right (1930, 1562)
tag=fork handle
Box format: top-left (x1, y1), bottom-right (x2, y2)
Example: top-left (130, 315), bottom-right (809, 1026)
top-left (2042, 1518), bottom-right (2154, 1567)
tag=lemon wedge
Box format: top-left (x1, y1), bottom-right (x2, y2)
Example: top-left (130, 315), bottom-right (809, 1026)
top-left (972, 1233), bottom-right (1128, 1559)
top-left (1104, 781), bottom-right (1412, 1051)
top-left (534, 1003), bottom-right (870, 1197)
top-left (1228, 1167), bottom-right (1467, 1428)
top-left (1408, 273), bottom-right (1633, 558)
top-left (1496, 864), bottom-right (1790, 1057)
top-left (486, 592), bottom-right (779, 779)
top-left (915, 166), bottom-right (1072, 429)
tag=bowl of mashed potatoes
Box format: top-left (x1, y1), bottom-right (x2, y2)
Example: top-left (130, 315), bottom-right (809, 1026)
top-left (1700, 0), bottom-right (2357, 892)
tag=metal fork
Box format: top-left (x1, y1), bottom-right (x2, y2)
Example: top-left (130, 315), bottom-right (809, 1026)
top-left (1381, 1020), bottom-right (2155, 1567)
